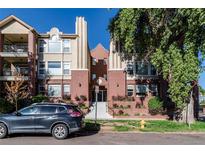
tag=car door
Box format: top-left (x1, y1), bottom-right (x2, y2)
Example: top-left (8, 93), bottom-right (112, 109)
top-left (9, 106), bottom-right (39, 133)
top-left (34, 106), bottom-right (59, 133)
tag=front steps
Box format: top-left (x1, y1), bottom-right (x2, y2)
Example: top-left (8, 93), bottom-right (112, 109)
top-left (85, 102), bottom-right (113, 120)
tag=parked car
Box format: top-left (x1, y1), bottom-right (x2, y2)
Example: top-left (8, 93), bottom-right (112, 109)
top-left (0, 103), bottom-right (85, 139)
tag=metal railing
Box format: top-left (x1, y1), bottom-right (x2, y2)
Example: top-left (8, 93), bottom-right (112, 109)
top-left (3, 68), bottom-right (29, 76)
top-left (3, 44), bottom-right (28, 53)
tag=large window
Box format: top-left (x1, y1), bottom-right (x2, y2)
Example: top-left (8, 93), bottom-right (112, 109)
top-left (63, 62), bottom-right (71, 75)
top-left (135, 62), bottom-right (148, 75)
top-left (63, 39), bottom-right (71, 53)
top-left (48, 42), bottom-right (61, 53)
top-left (127, 85), bottom-right (134, 96)
top-left (48, 61), bottom-right (61, 75)
top-left (48, 84), bottom-right (61, 97)
top-left (136, 84), bottom-right (148, 96)
top-left (39, 61), bottom-right (46, 75)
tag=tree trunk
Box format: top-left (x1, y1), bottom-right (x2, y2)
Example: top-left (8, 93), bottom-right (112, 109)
top-left (181, 91), bottom-right (195, 125)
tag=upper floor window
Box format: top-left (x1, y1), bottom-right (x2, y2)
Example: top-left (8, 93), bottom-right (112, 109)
top-left (39, 40), bottom-right (46, 53)
top-left (127, 61), bottom-right (134, 75)
top-left (103, 59), bottom-right (108, 65)
top-left (63, 39), bottom-right (71, 53)
top-left (92, 58), bottom-right (97, 65)
top-left (151, 65), bottom-right (157, 75)
top-left (48, 35), bottom-right (61, 53)
top-left (63, 62), bottom-right (71, 75)
top-left (39, 61), bottom-right (46, 75)
top-left (135, 62), bottom-right (148, 75)
top-left (48, 61), bottom-right (61, 75)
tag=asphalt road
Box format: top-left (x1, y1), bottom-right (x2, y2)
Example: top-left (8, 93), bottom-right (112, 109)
top-left (1, 131), bottom-right (205, 145)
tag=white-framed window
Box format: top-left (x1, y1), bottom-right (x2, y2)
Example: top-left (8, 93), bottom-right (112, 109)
top-left (63, 39), bottom-right (71, 53)
top-left (39, 40), bottom-right (47, 53)
top-left (136, 84), bottom-right (148, 96)
top-left (127, 85), bottom-right (134, 96)
top-left (48, 35), bottom-right (61, 53)
top-left (92, 74), bottom-right (96, 80)
top-left (103, 59), bottom-right (107, 65)
top-left (48, 61), bottom-right (61, 75)
top-left (63, 84), bottom-right (70, 96)
top-left (92, 58), bottom-right (97, 65)
top-left (39, 61), bottom-right (46, 75)
top-left (48, 84), bottom-right (61, 97)
top-left (63, 62), bottom-right (71, 75)
top-left (126, 61), bottom-right (134, 75)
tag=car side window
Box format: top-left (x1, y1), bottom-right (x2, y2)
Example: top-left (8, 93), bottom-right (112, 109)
top-left (19, 106), bottom-right (39, 115)
top-left (40, 106), bottom-right (58, 114)
top-left (58, 107), bottom-right (67, 113)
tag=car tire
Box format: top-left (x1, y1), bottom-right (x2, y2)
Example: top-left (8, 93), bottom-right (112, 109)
top-left (52, 124), bottom-right (68, 140)
top-left (0, 123), bottom-right (7, 139)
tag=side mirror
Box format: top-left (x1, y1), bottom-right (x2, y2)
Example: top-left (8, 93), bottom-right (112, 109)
top-left (15, 112), bottom-right (22, 116)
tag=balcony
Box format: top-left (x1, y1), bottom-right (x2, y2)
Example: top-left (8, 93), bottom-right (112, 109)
top-left (0, 44), bottom-right (28, 57)
top-left (0, 68), bottom-right (29, 81)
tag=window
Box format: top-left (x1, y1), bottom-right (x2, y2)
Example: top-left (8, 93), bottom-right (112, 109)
top-left (39, 62), bottom-right (46, 75)
top-left (63, 62), bottom-right (71, 75)
top-left (63, 39), bottom-right (71, 53)
top-left (92, 58), bottom-right (97, 65)
top-left (19, 106), bottom-right (39, 115)
top-left (150, 84), bottom-right (158, 96)
top-left (39, 40), bottom-right (46, 53)
top-left (58, 107), bottom-right (67, 113)
top-left (103, 59), bottom-right (107, 65)
top-left (136, 84), bottom-right (148, 96)
top-left (48, 61), bottom-right (61, 75)
top-left (39, 106), bottom-right (58, 114)
top-left (127, 62), bottom-right (134, 75)
top-left (48, 85), bottom-right (61, 97)
top-left (127, 85), bottom-right (134, 96)
top-left (135, 62), bottom-right (148, 75)
top-left (151, 65), bottom-right (157, 75)
top-left (92, 74), bottom-right (96, 80)
top-left (48, 35), bottom-right (61, 53)
top-left (64, 84), bottom-right (70, 96)
top-left (38, 84), bottom-right (45, 94)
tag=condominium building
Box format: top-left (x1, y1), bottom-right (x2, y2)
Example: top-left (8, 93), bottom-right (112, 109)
top-left (0, 15), bottom-right (199, 118)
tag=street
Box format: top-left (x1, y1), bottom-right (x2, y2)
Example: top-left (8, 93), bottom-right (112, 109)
top-left (1, 131), bottom-right (205, 145)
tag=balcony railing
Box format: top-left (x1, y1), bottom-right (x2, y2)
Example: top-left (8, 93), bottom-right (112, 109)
top-left (3, 68), bottom-right (29, 76)
top-left (3, 44), bottom-right (28, 53)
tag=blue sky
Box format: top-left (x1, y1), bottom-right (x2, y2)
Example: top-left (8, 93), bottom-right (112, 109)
top-left (0, 8), bottom-right (204, 89)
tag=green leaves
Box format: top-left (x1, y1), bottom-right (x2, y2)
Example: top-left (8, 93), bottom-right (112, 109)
top-left (109, 8), bottom-right (205, 111)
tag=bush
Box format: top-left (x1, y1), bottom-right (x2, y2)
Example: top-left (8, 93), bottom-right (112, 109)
top-left (32, 94), bottom-right (49, 103)
top-left (0, 98), bottom-right (14, 114)
top-left (148, 97), bottom-right (164, 115)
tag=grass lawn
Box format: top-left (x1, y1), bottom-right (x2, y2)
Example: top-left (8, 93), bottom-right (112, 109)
top-left (85, 119), bottom-right (205, 132)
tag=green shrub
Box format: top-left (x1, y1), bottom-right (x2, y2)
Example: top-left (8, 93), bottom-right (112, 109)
top-left (32, 94), bottom-right (49, 103)
top-left (0, 98), bottom-right (14, 114)
top-left (148, 97), bottom-right (164, 115)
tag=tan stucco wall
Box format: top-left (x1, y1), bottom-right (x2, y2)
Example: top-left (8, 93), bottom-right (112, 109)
top-left (0, 21), bottom-right (30, 34)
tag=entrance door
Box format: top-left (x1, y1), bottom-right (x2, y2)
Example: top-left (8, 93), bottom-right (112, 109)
top-left (92, 90), bottom-right (107, 102)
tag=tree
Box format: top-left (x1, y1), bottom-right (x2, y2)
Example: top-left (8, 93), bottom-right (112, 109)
top-left (108, 9), bottom-right (205, 124)
top-left (5, 73), bottom-right (29, 111)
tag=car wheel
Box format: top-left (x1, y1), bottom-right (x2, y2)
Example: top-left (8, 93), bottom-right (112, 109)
top-left (52, 124), bottom-right (68, 140)
top-left (0, 123), bottom-right (7, 139)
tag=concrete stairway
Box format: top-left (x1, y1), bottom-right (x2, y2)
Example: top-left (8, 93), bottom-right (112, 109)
top-left (85, 102), bottom-right (113, 120)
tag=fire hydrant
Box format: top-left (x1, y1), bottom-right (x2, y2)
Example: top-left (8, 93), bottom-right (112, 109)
top-left (140, 120), bottom-right (146, 129)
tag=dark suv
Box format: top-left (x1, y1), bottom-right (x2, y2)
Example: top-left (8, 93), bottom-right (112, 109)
top-left (0, 103), bottom-right (84, 139)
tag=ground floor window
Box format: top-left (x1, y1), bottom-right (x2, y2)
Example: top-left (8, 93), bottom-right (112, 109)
top-left (149, 84), bottom-right (158, 96)
top-left (136, 84), bottom-right (148, 97)
top-left (63, 84), bottom-right (70, 96)
top-left (127, 85), bottom-right (134, 96)
top-left (48, 84), bottom-right (61, 97)
top-left (38, 84), bottom-right (46, 94)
